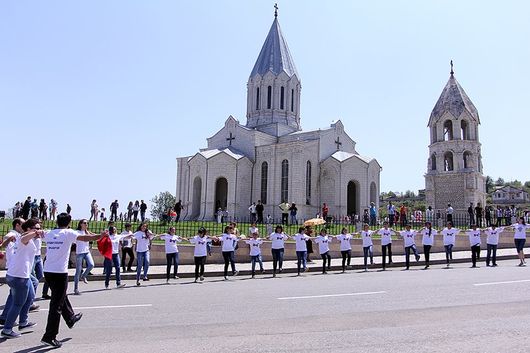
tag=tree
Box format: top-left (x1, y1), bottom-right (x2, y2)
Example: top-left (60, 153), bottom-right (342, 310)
top-left (495, 177), bottom-right (505, 186)
top-left (150, 191), bottom-right (176, 221)
top-left (485, 176), bottom-right (494, 193)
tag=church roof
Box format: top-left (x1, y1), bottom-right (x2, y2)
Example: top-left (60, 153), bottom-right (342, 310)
top-left (429, 71), bottom-right (479, 125)
top-left (331, 151), bottom-right (372, 164)
top-left (195, 148), bottom-right (245, 161)
top-left (250, 18), bottom-right (298, 78)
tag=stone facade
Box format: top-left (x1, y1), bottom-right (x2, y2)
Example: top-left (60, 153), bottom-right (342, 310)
top-left (425, 66), bottom-right (486, 213)
top-left (175, 14), bottom-right (381, 221)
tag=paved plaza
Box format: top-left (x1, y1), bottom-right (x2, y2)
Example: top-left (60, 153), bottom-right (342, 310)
top-left (2, 257), bottom-right (530, 352)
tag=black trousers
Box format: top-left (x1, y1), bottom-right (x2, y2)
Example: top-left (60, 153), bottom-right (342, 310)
top-left (121, 247), bottom-right (135, 271)
top-left (321, 252), bottom-right (331, 273)
top-left (471, 245), bottom-right (480, 266)
top-left (341, 250), bottom-right (351, 270)
top-left (222, 251), bottom-right (236, 277)
top-left (405, 245), bottom-right (419, 269)
top-left (281, 213), bottom-right (288, 225)
top-left (166, 253), bottom-right (179, 280)
top-left (382, 244), bottom-right (392, 268)
top-left (423, 245), bottom-right (432, 265)
top-left (194, 256), bottom-right (206, 279)
top-left (42, 272), bottom-right (76, 341)
top-left (486, 244), bottom-right (497, 266)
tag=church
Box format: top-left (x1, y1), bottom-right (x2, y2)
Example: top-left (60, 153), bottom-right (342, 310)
top-left (175, 11), bottom-right (381, 221)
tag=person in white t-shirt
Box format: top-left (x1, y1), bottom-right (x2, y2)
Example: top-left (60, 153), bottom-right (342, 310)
top-left (484, 225), bottom-right (504, 267)
top-left (314, 228), bottom-right (332, 274)
top-left (245, 231), bottom-right (264, 278)
top-left (120, 223), bottom-right (135, 272)
top-left (512, 217), bottom-right (529, 266)
top-left (377, 222), bottom-right (395, 270)
top-left (133, 222), bottom-right (156, 286)
top-left (292, 227), bottom-right (311, 275)
top-left (189, 227), bottom-right (212, 283)
top-left (359, 224), bottom-right (374, 271)
top-left (399, 225), bottom-right (420, 270)
top-left (103, 226), bottom-right (131, 289)
top-left (215, 225), bottom-right (240, 280)
top-left (466, 225), bottom-right (482, 268)
top-left (159, 227), bottom-right (186, 283)
top-left (73, 219), bottom-right (96, 295)
top-left (441, 222), bottom-right (460, 267)
top-left (420, 222), bottom-right (438, 269)
top-left (336, 227), bottom-right (353, 272)
top-left (41, 213), bottom-right (104, 348)
top-left (1, 218), bottom-right (42, 339)
top-left (248, 222), bottom-right (259, 237)
top-left (268, 225), bottom-right (289, 277)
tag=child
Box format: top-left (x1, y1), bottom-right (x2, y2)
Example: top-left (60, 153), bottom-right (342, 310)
top-left (399, 224), bottom-right (420, 270)
top-left (466, 225), bottom-right (481, 268)
top-left (359, 224), bottom-right (374, 271)
top-left (484, 225), bottom-right (504, 267)
top-left (314, 229), bottom-right (332, 274)
top-left (159, 227), bottom-right (185, 283)
top-left (377, 222), bottom-right (395, 270)
top-left (292, 227), bottom-right (310, 275)
top-left (441, 222), bottom-right (460, 267)
top-left (189, 227), bottom-right (211, 283)
top-left (248, 222), bottom-right (259, 237)
top-left (420, 222), bottom-right (437, 269)
top-left (336, 227), bottom-right (353, 272)
top-left (245, 231), bottom-right (264, 278)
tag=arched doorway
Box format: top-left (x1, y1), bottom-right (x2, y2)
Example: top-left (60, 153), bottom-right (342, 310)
top-left (191, 177), bottom-right (202, 219)
top-left (215, 177), bottom-right (228, 215)
top-left (347, 181), bottom-right (358, 217)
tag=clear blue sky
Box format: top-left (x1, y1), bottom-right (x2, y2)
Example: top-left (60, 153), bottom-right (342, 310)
top-left (1, 1), bottom-right (529, 219)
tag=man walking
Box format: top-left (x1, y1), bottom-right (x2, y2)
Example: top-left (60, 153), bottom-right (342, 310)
top-left (140, 200), bottom-right (147, 222)
top-left (110, 200), bottom-right (119, 222)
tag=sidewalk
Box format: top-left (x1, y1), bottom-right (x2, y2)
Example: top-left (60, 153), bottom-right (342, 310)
top-left (1, 248), bottom-right (522, 283)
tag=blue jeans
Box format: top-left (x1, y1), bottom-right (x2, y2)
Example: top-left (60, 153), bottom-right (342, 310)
top-left (0, 274), bottom-right (38, 322)
top-left (290, 215), bottom-right (297, 225)
top-left (74, 252), bottom-right (94, 290)
top-left (136, 251), bottom-right (150, 281)
top-left (271, 248), bottom-right (285, 273)
top-left (32, 255), bottom-right (44, 280)
top-left (2, 275), bottom-right (35, 332)
top-left (296, 251), bottom-right (307, 273)
top-left (105, 254), bottom-right (121, 287)
top-left (250, 254), bottom-right (264, 276)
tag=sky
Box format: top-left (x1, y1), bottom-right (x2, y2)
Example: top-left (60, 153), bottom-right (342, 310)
top-left (1, 0), bottom-right (529, 219)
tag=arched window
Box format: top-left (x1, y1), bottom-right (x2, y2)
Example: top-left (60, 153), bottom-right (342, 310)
top-left (281, 160), bottom-right (289, 202)
top-left (431, 126), bottom-right (437, 143)
top-left (280, 86), bottom-right (285, 110)
top-left (255, 87), bottom-right (260, 110)
top-left (305, 161), bottom-right (312, 205)
top-left (291, 89), bottom-right (294, 112)
top-left (267, 86), bottom-right (272, 109)
top-left (261, 162), bottom-right (268, 204)
top-left (431, 154), bottom-right (437, 171)
top-left (443, 120), bottom-right (453, 141)
top-left (461, 120), bottom-right (469, 140)
top-left (444, 151), bottom-right (454, 171)
top-left (463, 151), bottom-right (472, 169)
top-left (478, 155), bottom-right (482, 172)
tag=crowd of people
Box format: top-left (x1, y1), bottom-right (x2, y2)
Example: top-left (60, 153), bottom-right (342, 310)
top-left (2, 211), bottom-right (530, 347)
top-left (12, 197), bottom-right (66, 221)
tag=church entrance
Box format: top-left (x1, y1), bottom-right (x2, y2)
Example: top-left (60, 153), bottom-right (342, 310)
top-left (191, 177), bottom-right (202, 219)
top-left (215, 177), bottom-right (228, 215)
top-left (347, 181), bottom-right (358, 218)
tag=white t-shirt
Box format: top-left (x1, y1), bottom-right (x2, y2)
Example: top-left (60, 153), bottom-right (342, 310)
top-left (120, 230), bottom-right (133, 248)
top-left (377, 228), bottom-right (394, 246)
top-left (292, 233), bottom-right (309, 251)
top-left (421, 228), bottom-right (438, 246)
top-left (33, 237), bottom-right (43, 256)
top-left (485, 227), bottom-right (504, 245)
top-left (315, 235), bottom-right (332, 254)
top-left (133, 231), bottom-right (152, 252)
top-left (399, 230), bottom-right (417, 247)
top-left (269, 232), bottom-right (288, 249)
top-left (466, 229), bottom-right (482, 247)
top-left (245, 238), bottom-right (263, 256)
top-left (336, 234), bottom-right (352, 251)
top-left (4, 231), bottom-right (19, 269)
top-left (361, 230), bottom-right (374, 247)
top-left (219, 233), bottom-right (238, 252)
top-left (75, 230), bottom-right (91, 254)
top-left (189, 235), bottom-right (211, 257)
top-left (110, 233), bottom-right (129, 254)
top-left (160, 234), bottom-right (182, 254)
top-left (512, 223), bottom-right (529, 239)
top-left (441, 228), bottom-right (460, 246)
top-left (44, 229), bottom-right (80, 273)
top-left (248, 226), bottom-right (259, 235)
top-left (7, 237), bottom-right (37, 279)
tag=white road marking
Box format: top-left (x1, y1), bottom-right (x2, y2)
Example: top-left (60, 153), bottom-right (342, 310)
top-left (474, 279), bottom-right (530, 286)
top-left (41, 304), bottom-right (153, 311)
top-left (277, 291), bottom-right (386, 300)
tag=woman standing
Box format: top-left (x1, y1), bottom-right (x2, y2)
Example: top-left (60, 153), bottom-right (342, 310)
top-left (485, 225), bottom-right (504, 267)
top-left (314, 229), bottom-right (332, 274)
top-left (268, 225), bottom-right (288, 277)
top-left (441, 222), bottom-right (460, 267)
top-left (102, 226), bottom-right (129, 289)
top-left (73, 219), bottom-right (95, 295)
top-left (126, 201), bottom-right (133, 222)
top-left (336, 227), bottom-right (353, 272)
top-left (120, 223), bottom-right (135, 272)
top-left (377, 222), bottom-right (395, 270)
top-left (132, 201), bottom-right (140, 222)
top-left (133, 222), bottom-right (155, 286)
top-left (217, 225), bottom-right (239, 280)
top-left (420, 222), bottom-right (437, 269)
top-left (466, 225), bottom-right (482, 268)
top-left (160, 227), bottom-right (185, 283)
top-left (360, 224), bottom-right (374, 271)
top-left (189, 227), bottom-right (211, 283)
top-left (399, 225), bottom-right (420, 270)
top-left (89, 200), bottom-right (98, 222)
top-left (512, 217), bottom-right (529, 266)
top-left (292, 227), bottom-right (310, 275)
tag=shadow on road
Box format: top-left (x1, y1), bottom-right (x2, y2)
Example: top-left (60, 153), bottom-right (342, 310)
top-left (11, 337), bottom-right (72, 353)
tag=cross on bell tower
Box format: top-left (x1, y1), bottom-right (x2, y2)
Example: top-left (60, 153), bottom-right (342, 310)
top-left (226, 132), bottom-right (235, 146)
top-left (335, 137), bottom-right (342, 151)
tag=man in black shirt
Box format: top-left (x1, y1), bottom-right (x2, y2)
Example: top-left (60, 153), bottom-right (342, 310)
top-left (256, 200), bottom-right (264, 224)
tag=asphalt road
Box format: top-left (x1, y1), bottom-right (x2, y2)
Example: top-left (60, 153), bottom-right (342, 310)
top-left (2, 259), bottom-right (530, 353)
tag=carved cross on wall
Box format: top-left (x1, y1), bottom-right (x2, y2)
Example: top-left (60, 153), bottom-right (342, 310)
top-left (226, 132), bottom-right (235, 146)
top-left (335, 137), bottom-right (342, 151)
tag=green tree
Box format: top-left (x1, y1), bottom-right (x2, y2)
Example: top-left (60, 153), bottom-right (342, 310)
top-left (495, 177), bottom-right (505, 186)
top-left (150, 191), bottom-right (176, 221)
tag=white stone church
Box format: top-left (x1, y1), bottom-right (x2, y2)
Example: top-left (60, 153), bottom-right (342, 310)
top-left (176, 13), bottom-right (381, 221)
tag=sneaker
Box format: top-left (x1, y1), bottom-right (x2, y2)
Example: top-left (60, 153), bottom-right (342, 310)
top-left (173, 276), bottom-right (179, 280)
top-left (251, 275), bottom-right (255, 279)
top-left (260, 269), bottom-right (265, 274)
top-left (41, 338), bottom-right (63, 348)
top-left (200, 276), bottom-right (205, 281)
top-left (19, 321), bottom-right (37, 330)
top-left (415, 255), bottom-right (420, 262)
top-left (42, 294), bottom-right (51, 300)
top-left (82, 277), bottom-right (88, 284)
top-left (423, 265), bottom-right (429, 270)
top-left (29, 304), bottom-right (40, 312)
top-left (74, 289), bottom-right (81, 295)
top-left (279, 268), bottom-right (283, 273)
top-left (493, 264), bottom-right (498, 267)
top-left (224, 276), bottom-right (228, 281)
top-left (1, 330), bottom-right (21, 339)
top-left (105, 286), bottom-right (109, 290)
top-left (233, 270), bottom-right (239, 276)
top-left (136, 282), bottom-right (141, 286)
top-left (166, 279), bottom-right (170, 284)
top-left (67, 313), bottom-right (83, 329)
top-left (272, 273), bottom-right (276, 278)
top-left (143, 277), bottom-right (149, 281)
top-left (194, 279), bottom-right (198, 283)
top-left (117, 284), bottom-right (126, 289)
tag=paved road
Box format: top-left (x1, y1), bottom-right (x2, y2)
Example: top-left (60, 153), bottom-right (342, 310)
top-left (2, 259), bottom-right (530, 352)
